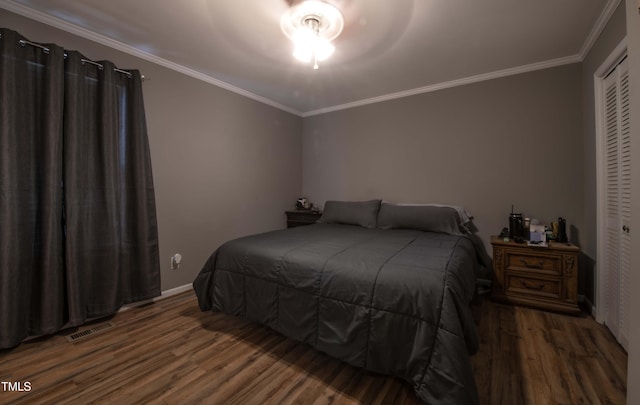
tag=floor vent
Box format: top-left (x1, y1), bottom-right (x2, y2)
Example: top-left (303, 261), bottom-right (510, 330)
top-left (66, 322), bottom-right (115, 343)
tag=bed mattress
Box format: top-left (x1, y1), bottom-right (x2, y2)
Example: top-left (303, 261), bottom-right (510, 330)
top-left (193, 223), bottom-right (479, 404)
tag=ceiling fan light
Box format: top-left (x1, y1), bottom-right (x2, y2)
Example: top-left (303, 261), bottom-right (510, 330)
top-left (293, 46), bottom-right (313, 63)
top-left (314, 38), bottom-right (334, 61)
top-left (281, 1), bottom-right (344, 69)
top-left (292, 30), bottom-right (334, 63)
top-left (292, 26), bottom-right (318, 49)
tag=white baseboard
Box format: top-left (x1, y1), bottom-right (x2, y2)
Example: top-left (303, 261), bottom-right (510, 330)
top-left (119, 283), bottom-right (194, 312)
top-left (158, 283), bottom-right (194, 300)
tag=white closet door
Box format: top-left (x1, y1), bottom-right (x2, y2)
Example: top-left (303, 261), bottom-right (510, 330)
top-left (618, 61), bottom-right (631, 349)
top-left (603, 58), bottom-right (630, 350)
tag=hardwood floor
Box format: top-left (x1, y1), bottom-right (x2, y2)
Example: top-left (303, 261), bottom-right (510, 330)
top-left (0, 291), bottom-right (627, 404)
top-left (472, 298), bottom-right (627, 404)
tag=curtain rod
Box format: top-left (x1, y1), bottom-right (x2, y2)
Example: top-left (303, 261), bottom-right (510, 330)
top-left (7, 35), bottom-right (146, 80)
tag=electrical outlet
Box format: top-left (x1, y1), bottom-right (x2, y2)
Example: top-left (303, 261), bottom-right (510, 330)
top-left (170, 253), bottom-right (182, 270)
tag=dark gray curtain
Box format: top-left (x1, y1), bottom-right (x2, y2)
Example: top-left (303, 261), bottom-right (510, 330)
top-left (0, 29), bottom-right (66, 348)
top-left (0, 28), bottom-right (160, 349)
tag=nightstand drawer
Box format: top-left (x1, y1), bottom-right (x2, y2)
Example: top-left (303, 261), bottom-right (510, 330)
top-left (505, 251), bottom-right (561, 275)
top-left (285, 210), bottom-right (323, 228)
top-left (491, 236), bottom-right (580, 314)
top-left (505, 274), bottom-right (561, 299)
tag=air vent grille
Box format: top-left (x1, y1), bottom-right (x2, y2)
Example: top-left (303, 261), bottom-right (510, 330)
top-left (66, 322), bottom-right (115, 343)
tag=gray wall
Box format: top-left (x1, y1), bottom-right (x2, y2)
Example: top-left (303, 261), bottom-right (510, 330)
top-left (303, 64), bottom-right (584, 269)
top-left (1, 9), bottom-right (303, 292)
top-left (625, 0), bottom-right (640, 402)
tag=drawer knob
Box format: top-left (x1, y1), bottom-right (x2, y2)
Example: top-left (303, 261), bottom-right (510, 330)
top-left (520, 280), bottom-right (545, 290)
top-left (519, 257), bottom-right (544, 269)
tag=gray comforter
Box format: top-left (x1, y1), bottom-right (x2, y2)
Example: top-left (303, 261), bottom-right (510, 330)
top-left (193, 223), bottom-right (479, 404)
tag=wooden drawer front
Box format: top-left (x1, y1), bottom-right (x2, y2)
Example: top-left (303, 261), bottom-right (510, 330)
top-left (286, 211), bottom-right (322, 228)
top-left (491, 237), bottom-right (580, 314)
top-left (287, 220), bottom-right (314, 228)
top-left (505, 252), bottom-right (561, 275)
top-left (288, 212), bottom-right (317, 222)
top-left (505, 274), bottom-right (561, 299)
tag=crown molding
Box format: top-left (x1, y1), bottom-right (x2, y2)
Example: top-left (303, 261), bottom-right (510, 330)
top-left (304, 0), bottom-right (623, 117)
top-left (1, 0), bottom-right (622, 118)
top-left (578, 0), bottom-right (623, 59)
top-left (0, 0), bottom-right (303, 116)
top-left (302, 54), bottom-right (581, 117)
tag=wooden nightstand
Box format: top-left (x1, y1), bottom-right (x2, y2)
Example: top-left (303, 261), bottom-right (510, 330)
top-left (491, 236), bottom-right (580, 314)
top-left (285, 210), bottom-right (322, 228)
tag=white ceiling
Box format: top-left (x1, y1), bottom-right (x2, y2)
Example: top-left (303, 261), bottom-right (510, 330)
top-left (1, 0), bottom-right (616, 116)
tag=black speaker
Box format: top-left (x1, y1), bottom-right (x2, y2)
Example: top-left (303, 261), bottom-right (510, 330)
top-left (509, 213), bottom-right (524, 240)
top-left (558, 217), bottom-right (568, 243)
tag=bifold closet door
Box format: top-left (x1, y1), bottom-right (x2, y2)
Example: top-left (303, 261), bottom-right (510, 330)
top-left (603, 57), bottom-right (631, 350)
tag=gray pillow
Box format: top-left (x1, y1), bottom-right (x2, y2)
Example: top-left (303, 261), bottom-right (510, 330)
top-left (376, 203), bottom-right (466, 234)
top-left (318, 200), bottom-right (382, 228)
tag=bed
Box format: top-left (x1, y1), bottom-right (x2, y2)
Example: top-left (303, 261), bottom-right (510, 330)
top-left (193, 200), bottom-right (481, 404)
